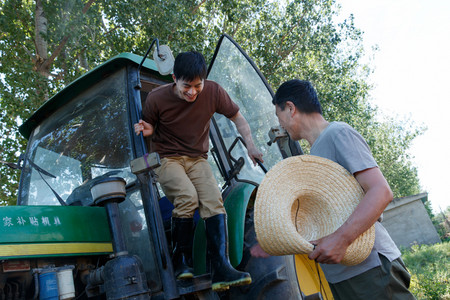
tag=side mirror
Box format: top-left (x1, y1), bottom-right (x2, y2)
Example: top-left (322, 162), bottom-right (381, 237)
top-left (135, 38), bottom-right (174, 89)
top-left (154, 45), bottom-right (174, 76)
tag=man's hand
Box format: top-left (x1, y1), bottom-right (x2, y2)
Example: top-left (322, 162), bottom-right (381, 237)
top-left (134, 120), bottom-right (154, 137)
top-left (250, 243), bottom-right (271, 258)
top-left (308, 167), bottom-right (392, 265)
top-left (308, 233), bottom-right (350, 264)
top-left (247, 145), bottom-right (264, 166)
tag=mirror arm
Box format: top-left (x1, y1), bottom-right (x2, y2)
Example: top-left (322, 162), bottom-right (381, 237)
top-left (135, 38), bottom-right (160, 90)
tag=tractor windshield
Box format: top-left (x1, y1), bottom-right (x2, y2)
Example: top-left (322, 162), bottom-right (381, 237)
top-left (19, 68), bottom-right (135, 206)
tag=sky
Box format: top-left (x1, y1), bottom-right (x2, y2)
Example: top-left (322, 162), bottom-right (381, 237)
top-left (336, 0), bottom-right (450, 213)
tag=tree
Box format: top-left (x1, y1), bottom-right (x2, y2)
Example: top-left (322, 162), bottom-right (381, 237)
top-left (1, 0), bottom-right (106, 204)
top-left (432, 206), bottom-right (450, 242)
top-left (0, 0), bottom-right (422, 205)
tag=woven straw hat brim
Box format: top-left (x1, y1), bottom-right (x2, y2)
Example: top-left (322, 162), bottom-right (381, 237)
top-left (254, 155), bottom-right (375, 266)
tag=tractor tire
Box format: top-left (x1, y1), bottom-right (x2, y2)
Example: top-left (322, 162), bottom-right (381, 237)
top-left (224, 208), bottom-right (302, 300)
top-left (225, 208), bottom-right (331, 300)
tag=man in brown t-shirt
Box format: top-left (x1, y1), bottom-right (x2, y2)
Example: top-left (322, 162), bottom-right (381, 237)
top-left (134, 51), bottom-right (262, 292)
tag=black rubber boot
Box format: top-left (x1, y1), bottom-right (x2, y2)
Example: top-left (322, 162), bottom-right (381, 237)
top-left (205, 214), bottom-right (252, 292)
top-left (171, 217), bottom-right (194, 280)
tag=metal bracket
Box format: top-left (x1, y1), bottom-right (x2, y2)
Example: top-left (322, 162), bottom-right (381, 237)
top-left (267, 125), bottom-right (288, 146)
top-left (130, 152), bottom-right (161, 175)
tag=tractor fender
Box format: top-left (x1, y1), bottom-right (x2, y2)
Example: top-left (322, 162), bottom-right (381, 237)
top-left (223, 182), bottom-right (256, 266)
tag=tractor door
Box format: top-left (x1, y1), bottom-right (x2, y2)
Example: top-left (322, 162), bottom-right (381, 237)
top-left (206, 34), bottom-right (301, 190)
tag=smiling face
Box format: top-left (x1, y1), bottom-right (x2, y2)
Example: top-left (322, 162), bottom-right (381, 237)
top-left (172, 75), bottom-right (204, 103)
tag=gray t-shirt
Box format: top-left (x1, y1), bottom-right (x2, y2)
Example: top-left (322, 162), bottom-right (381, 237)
top-left (310, 121), bottom-right (401, 284)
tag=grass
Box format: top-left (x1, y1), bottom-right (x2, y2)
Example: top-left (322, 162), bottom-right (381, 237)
top-left (401, 242), bottom-right (450, 300)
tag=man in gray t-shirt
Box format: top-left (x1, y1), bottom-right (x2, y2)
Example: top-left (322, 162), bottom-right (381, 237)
top-left (268, 79), bottom-right (415, 300)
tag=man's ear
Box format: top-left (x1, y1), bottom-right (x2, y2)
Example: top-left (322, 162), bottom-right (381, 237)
top-left (172, 74), bottom-right (177, 82)
top-left (286, 101), bottom-right (296, 116)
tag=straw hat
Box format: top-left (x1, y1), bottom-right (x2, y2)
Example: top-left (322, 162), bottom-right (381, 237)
top-left (254, 155), bottom-right (375, 266)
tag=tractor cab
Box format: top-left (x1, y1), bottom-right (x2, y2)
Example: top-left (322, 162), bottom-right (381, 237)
top-left (8, 35), bottom-right (331, 299)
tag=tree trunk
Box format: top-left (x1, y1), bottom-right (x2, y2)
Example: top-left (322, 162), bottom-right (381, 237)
top-left (35, 0), bottom-right (48, 65)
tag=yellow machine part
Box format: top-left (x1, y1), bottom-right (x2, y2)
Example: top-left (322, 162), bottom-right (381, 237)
top-left (294, 254), bottom-right (334, 299)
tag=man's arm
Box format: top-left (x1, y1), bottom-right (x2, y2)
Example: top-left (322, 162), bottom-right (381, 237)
top-left (229, 111), bottom-right (263, 165)
top-left (308, 166), bottom-right (393, 264)
top-left (250, 243), bottom-right (271, 258)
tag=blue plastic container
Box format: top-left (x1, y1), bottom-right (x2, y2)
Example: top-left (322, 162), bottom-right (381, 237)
top-left (39, 271), bottom-right (59, 300)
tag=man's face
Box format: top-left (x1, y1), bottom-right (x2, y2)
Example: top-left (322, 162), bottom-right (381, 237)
top-left (275, 102), bottom-right (300, 140)
top-left (173, 75), bottom-right (204, 102)
top-left (275, 104), bottom-right (290, 131)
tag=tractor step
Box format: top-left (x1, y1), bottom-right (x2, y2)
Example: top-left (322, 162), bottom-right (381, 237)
top-left (176, 273), bottom-right (214, 295)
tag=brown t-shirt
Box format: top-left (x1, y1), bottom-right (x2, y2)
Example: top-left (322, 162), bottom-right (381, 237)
top-left (143, 80), bottom-right (239, 158)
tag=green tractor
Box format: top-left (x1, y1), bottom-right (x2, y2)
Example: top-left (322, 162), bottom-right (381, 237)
top-left (1, 34), bottom-right (333, 299)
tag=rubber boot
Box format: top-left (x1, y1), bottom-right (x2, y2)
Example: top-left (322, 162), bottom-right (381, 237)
top-left (205, 214), bottom-right (252, 292)
top-left (171, 218), bottom-right (194, 279)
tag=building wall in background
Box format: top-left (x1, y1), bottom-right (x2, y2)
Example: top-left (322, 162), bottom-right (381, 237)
top-left (382, 193), bottom-right (441, 248)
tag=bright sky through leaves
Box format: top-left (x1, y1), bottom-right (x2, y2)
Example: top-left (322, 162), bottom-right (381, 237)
top-left (337, 0), bottom-right (450, 213)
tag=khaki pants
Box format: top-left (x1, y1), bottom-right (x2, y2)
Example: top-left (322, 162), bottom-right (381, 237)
top-left (155, 156), bottom-right (226, 219)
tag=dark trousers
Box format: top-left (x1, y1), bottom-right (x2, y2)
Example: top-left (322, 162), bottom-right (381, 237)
top-left (329, 254), bottom-right (416, 300)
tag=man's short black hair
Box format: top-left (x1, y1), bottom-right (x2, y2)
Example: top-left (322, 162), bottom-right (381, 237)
top-left (173, 51), bottom-right (207, 81)
top-left (272, 79), bottom-right (322, 114)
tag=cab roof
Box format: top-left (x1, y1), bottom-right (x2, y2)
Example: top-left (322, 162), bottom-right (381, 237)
top-left (19, 52), bottom-right (171, 139)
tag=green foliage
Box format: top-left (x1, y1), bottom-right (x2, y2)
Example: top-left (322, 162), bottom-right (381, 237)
top-left (402, 242), bottom-right (450, 300)
top-left (0, 0), bottom-right (423, 205)
top-left (432, 207), bottom-right (450, 242)
top-left (367, 115), bottom-right (424, 198)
